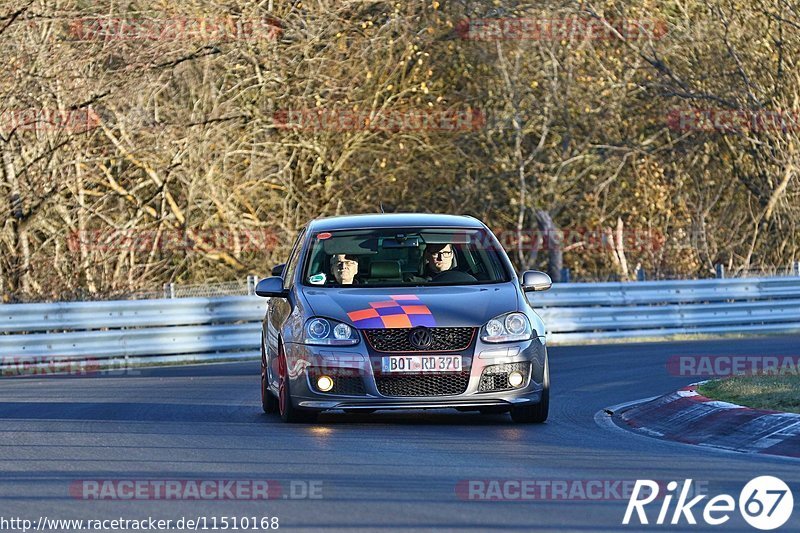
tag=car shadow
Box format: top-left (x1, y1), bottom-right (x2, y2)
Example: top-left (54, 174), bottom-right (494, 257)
top-left (0, 400), bottom-right (532, 427)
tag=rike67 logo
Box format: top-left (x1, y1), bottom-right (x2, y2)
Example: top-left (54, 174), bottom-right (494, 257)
top-left (624, 477), bottom-right (794, 530)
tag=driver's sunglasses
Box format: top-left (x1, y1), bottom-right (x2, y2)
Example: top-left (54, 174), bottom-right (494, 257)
top-left (428, 250), bottom-right (453, 258)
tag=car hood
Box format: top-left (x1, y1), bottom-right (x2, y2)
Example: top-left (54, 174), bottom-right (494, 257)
top-left (301, 284), bottom-right (519, 329)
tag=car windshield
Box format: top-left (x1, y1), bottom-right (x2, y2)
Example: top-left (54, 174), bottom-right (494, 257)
top-left (302, 228), bottom-right (510, 287)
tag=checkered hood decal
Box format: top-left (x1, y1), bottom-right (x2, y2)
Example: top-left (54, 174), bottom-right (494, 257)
top-left (346, 295), bottom-right (437, 329)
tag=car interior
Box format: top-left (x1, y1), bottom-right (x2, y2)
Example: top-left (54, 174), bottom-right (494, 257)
top-left (305, 230), bottom-right (501, 286)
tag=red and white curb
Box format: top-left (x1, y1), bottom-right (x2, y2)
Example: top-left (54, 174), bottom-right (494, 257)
top-left (613, 383), bottom-right (800, 459)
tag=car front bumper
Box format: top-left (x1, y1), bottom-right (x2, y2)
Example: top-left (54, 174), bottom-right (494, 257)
top-left (282, 336), bottom-right (547, 412)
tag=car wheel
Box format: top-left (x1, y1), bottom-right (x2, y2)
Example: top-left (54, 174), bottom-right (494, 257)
top-left (277, 342), bottom-right (318, 424)
top-left (261, 333), bottom-right (278, 414)
top-left (510, 355), bottom-right (549, 424)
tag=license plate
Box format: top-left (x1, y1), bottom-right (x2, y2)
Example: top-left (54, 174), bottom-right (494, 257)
top-left (381, 355), bottom-right (462, 373)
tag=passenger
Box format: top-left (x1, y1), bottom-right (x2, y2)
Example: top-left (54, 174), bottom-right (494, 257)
top-left (331, 254), bottom-right (360, 285)
top-left (423, 243), bottom-right (455, 278)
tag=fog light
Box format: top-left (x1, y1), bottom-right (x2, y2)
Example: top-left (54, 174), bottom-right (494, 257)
top-left (317, 375), bottom-right (334, 392)
top-left (508, 371), bottom-right (524, 388)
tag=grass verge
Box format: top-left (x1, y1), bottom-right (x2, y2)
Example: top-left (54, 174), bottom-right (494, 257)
top-left (698, 375), bottom-right (800, 414)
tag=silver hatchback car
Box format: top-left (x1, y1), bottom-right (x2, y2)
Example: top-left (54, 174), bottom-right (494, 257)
top-left (257, 214), bottom-right (552, 423)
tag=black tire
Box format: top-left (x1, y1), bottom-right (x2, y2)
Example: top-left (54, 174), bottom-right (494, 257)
top-left (261, 333), bottom-right (278, 414)
top-left (277, 342), bottom-right (318, 423)
top-left (510, 355), bottom-right (549, 424)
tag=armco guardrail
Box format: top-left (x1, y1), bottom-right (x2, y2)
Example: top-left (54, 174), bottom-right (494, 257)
top-left (1, 276), bottom-right (799, 368)
top-left (0, 297), bottom-right (267, 366)
top-left (532, 276), bottom-right (800, 343)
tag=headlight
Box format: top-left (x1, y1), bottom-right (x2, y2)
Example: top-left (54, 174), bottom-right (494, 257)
top-left (505, 313), bottom-right (527, 335)
top-left (480, 312), bottom-right (533, 343)
top-left (485, 318), bottom-right (504, 337)
top-left (333, 323), bottom-right (353, 340)
top-left (307, 319), bottom-right (330, 340)
top-left (304, 318), bottom-right (360, 346)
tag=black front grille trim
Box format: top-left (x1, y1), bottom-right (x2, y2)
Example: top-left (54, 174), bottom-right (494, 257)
top-left (375, 372), bottom-right (471, 397)
top-left (364, 327), bottom-right (476, 353)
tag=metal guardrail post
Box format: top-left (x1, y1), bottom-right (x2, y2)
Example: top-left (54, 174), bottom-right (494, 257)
top-left (247, 275), bottom-right (257, 295)
top-left (793, 261), bottom-right (800, 276)
top-left (560, 268), bottom-right (570, 283)
top-left (637, 268), bottom-right (646, 281)
top-left (163, 283), bottom-right (175, 299)
top-left (715, 264), bottom-right (725, 279)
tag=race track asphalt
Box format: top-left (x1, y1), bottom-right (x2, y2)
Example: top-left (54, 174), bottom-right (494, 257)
top-left (2, 335), bottom-right (799, 532)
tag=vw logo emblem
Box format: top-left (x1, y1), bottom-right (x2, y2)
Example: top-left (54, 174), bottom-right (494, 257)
top-left (409, 327), bottom-right (433, 349)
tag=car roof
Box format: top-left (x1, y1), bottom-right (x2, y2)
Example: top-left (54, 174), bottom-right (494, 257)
top-left (308, 213), bottom-right (485, 232)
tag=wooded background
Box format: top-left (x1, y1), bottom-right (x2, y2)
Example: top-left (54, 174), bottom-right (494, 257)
top-left (2, 0), bottom-right (799, 301)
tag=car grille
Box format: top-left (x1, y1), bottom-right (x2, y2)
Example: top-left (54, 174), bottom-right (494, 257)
top-left (364, 327), bottom-right (475, 353)
top-left (478, 362), bottom-right (530, 392)
top-left (308, 367), bottom-right (366, 396)
top-left (375, 372), bottom-right (471, 397)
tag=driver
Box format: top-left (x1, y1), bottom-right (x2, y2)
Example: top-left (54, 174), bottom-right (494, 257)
top-left (331, 254), bottom-right (360, 285)
top-left (423, 243), bottom-right (455, 278)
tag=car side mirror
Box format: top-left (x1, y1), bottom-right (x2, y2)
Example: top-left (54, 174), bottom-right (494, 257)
top-left (256, 276), bottom-right (289, 298)
top-left (520, 270), bottom-right (552, 292)
top-left (271, 263), bottom-right (286, 277)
